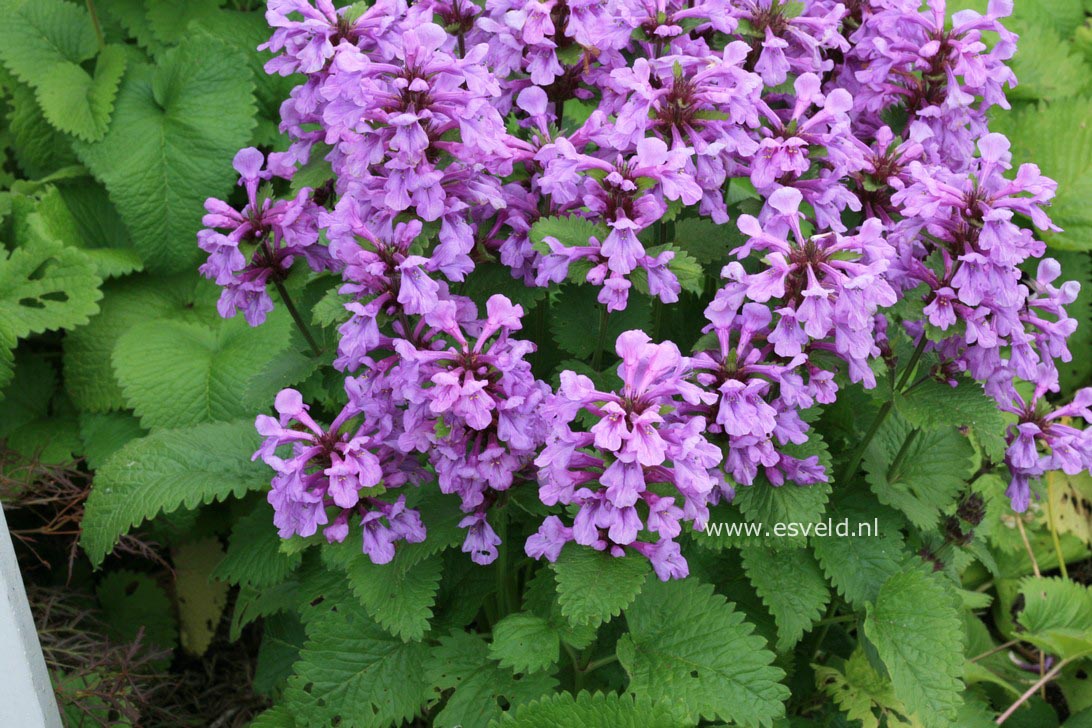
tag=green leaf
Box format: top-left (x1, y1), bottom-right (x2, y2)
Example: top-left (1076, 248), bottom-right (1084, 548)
top-left (550, 285), bottom-right (651, 359)
top-left (7, 81), bottom-right (79, 178)
top-left (95, 569), bottom-right (177, 651)
top-left (666, 247), bottom-right (704, 295)
top-left (254, 612), bottom-right (306, 697)
top-left (27, 185), bottom-right (141, 279)
top-left (0, 350), bottom-right (57, 438)
top-left (740, 545), bottom-right (830, 651)
top-left (1010, 0), bottom-right (1085, 38)
top-left (144, 0), bottom-right (221, 46)
top-left (618, 577), bottom-right (788, 726)
top-left (550, 544), bottom-right (648, 627)
top-left (63, 274), bottom-right (202, 412)
top-left (460, 262), bottom-right (549, 310)
top-left (249, 706), bottom-right (296, 728)
top-left (521, 569), bottom-right (598, 650)
top-left (0, 351), bottom-right (82, 464)
top-left (323, 540), bottom-right (445, 643)
top-left (529, 215), bottom-right (606, 252)
top-left (895, 377), bottom-right (1007, 462)
top-left (993, 99), bottom-right (1092, 251)
top-left (428, 631), bottom-right (558, 728)
top-left (34, 44), bottom-right (127, 142)
top-left (863, 570), bottom-right (965, 724)
top-left (812, 505), bottom-right (910, 608)
top-left (1008, 24), bottom-right (1092, 102)
top-left (488, 613), bottom-right (559, 674)
top-left (863, 416), bottom-right (974, 529)
top-left (78, 410), bottom-right (145, 470)
top-left (672, 217), bottom-right (738, 265)
top-left (72, 36), bottom-right (256, 272)
top-left (493, 691), bottom-right (680, 728)
top-left (0, 0), bottom-right (98, 85)
top-left (112, 313), bottom-right (294, 429)
top-left (814, 648), bottom-right (918, 728)
top-left (0, 234), bottom-right (102, 340)
top-left (1017, 576), bottom-right (1092, 661)
top-left (213, 503), bottom-right (302, 589)
top-left (719, 435), bottom-right (833, 548)
top-left (284, 600), bottom-right (432, 728)
top-left (0, 326), bottom-right (19, 401)
top-left (81, 420), bottom-right (267, 566)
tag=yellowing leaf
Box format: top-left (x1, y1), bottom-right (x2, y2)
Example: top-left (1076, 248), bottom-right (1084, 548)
top-left (173, 537), bottom-right (229, 656)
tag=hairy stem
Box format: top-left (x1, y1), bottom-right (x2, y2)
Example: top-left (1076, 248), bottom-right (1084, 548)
top-left (1014, 516), bottom-right (1041, 578)
top-left (591, 304), bottom-right (610, 371)
top-left (86, 0), bottom-right (105, 51)
top-left (887, 428), bottom-right (919, 478)
top-left (581, 654), bottom-right (618, 673)
top-left (272, 278), bottom-right (322, 357)
top-left (969, 639), bottom-right (1019, 663)
top-left (996, 657), bottom-right (1072, 724)
top-left (840, 335), bottom-right (929, 483)
top-left (1045, 471), bottom-right (1069, 580)
top-left (495, 515), bottom-right (511, 618)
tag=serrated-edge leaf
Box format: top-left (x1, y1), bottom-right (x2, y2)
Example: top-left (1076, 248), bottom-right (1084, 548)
top-left (488, 613), bottom-right (560, 674)
top-left (741, 545), bottom-right (831, 651)
top-left (619, 577), bottom-right (789, 727)
top-left (550, 544), bottom-right (648, 627)
top-left (81, 420), bottom-right (267, 565)
top-left (864, 570), bottom-right (965, 725)
top-left (284, 600), bottom-right (432, 728)
top-left (492, 691), bottom-right (682, 728)
top-left (0, 235), bottom-right (103, 339)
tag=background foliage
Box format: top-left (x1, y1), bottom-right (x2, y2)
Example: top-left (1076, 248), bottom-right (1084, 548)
top-left (0, 0), bottom-right (1090, 726)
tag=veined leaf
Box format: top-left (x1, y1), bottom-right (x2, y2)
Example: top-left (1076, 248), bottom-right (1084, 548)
top-left (428, 631), bottom-right (558, 728)
top-left (1017, 576), bottom-right (1092, 661)
top-left (741, 545), bottom-right (831, 651)
top-left (0, 234), bottom-right (102, 340)
top-left (81, 420), bottom-right (267, 565)
top-left (34, 45), bottom-right (127, 142)
top-left (63, 274), bottom-right (204, 413)
top-left (618, 577), bottom-right (788, 726)
top-left (284, 599), bottom-right (433, 728)
top-left (494, 691), bottom-right (681, 728)
top-left (488, 613), bottom-right (560, 674)
top-left (112, 313), bottom-right (294, 429)
top-left (73, 36), bottom-right (256, 272)
top-left (550, 544), bottom-right (648, 627)
top-left (864, 570), bottom-right (965, 725)
top-left (863, 415), bottom-right (974, 530)
top-left (0, 0), bottom-right (98, 85)
top-left (213, 503), bottom-right (303, 590)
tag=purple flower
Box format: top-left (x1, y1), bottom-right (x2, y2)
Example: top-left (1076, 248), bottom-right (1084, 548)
top-left (254, 385), bottom-right (425, 562)
top-left (527, 330), bottom-right (719, 580)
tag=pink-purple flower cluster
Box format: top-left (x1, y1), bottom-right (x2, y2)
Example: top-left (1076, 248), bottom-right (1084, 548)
top-left (197, 0), bottom-right (1092, 579)
top-left (529, 331), bottom-right (719, 580)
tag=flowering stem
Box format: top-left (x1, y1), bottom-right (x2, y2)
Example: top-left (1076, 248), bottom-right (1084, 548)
top-left (888, 428), bottom-right (919, 477)
top-left (581, 655), bottom-right (618, 673)
top-left (272, 278), bottom-right (322, 357)
top-left (1015, 516), bottom-right (1041, 578)
top-left (969, 639), bottom-right (1019, 663)
top-left (839, 335), bottom-right (929, 483)
top-left (564, 643), bottom-right (584, 693)
top-left (86, 0), bottom-right (105, 51)
top-left (591, 304), bottom-right (610, 370)
top-left (1045, 472), bottom-right (1069, 580)
top-left (996, 656), bottom-right (1073, 724)
top-left (495, 515), bottom-right (512, 618)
